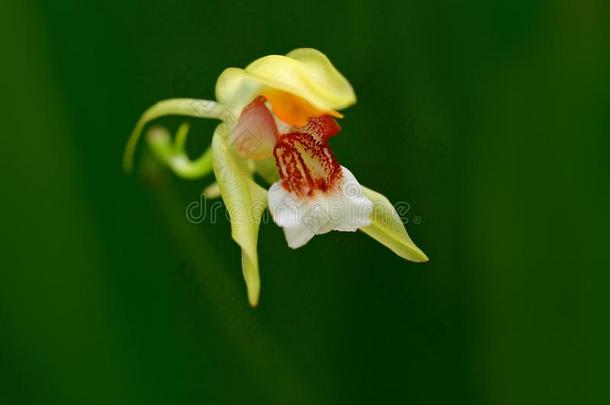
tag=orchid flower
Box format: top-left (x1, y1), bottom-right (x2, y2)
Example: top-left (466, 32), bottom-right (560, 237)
top-left (124, 48), bottom-right (428, 306)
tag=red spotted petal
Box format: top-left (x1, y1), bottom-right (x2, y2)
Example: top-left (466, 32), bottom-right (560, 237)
top-left (302, 115), bottom-right (341, 140)
top-left (273, 115), bottom-right (343, 197)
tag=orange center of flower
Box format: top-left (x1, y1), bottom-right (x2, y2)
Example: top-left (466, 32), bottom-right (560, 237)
top-left (262, 89), bottom-right (343, 127)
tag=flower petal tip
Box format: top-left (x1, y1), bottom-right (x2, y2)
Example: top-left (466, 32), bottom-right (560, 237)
top-left (412, 250), bottom-right (430, 263)
top-left (248, 294), bottom-right (259, 307)
top-left (394, 245), bottom-right (429, 263)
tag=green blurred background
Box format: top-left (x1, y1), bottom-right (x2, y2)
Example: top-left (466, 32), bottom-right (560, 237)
top-left (1, 0), bottom-right (608, 404)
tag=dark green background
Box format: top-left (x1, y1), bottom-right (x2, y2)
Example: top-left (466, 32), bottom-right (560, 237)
top-left (1, 0), bottom-right (608, 404)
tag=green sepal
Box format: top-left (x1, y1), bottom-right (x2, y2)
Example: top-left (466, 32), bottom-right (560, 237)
top-left (212, 123), bottom-right (267, 306)
top-left (360, 186), bottom-right (428, 262)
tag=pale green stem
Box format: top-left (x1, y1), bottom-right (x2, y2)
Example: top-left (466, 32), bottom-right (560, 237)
top-left (146, 123), bottom-right (214, 179)
top-left (174, 120), bottom-right (190, 153)
top-left (123, 98), bottom-right (232, 173)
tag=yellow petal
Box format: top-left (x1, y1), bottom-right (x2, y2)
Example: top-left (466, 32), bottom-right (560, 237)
top-left (215, 48), bottom-right (356, 120)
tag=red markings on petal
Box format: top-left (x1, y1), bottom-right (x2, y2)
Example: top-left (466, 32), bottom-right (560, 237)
top-left (233, 94), bottom-right (345, 198)
top-left (230, 96), bottom-right (279, 160)
top-left (273, 116), bottom-right (343, 197)
top-left (302, 115), bottom-right (341, 140)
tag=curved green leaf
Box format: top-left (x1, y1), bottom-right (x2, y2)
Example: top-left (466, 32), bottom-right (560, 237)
top-left (360, 186), bottom-right (429, 262)
top-left (212, 123), bottom-right (267, 306)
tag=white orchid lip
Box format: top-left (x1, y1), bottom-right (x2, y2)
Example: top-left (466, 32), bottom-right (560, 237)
top-left (268, 166), bottom-right (373, 248)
